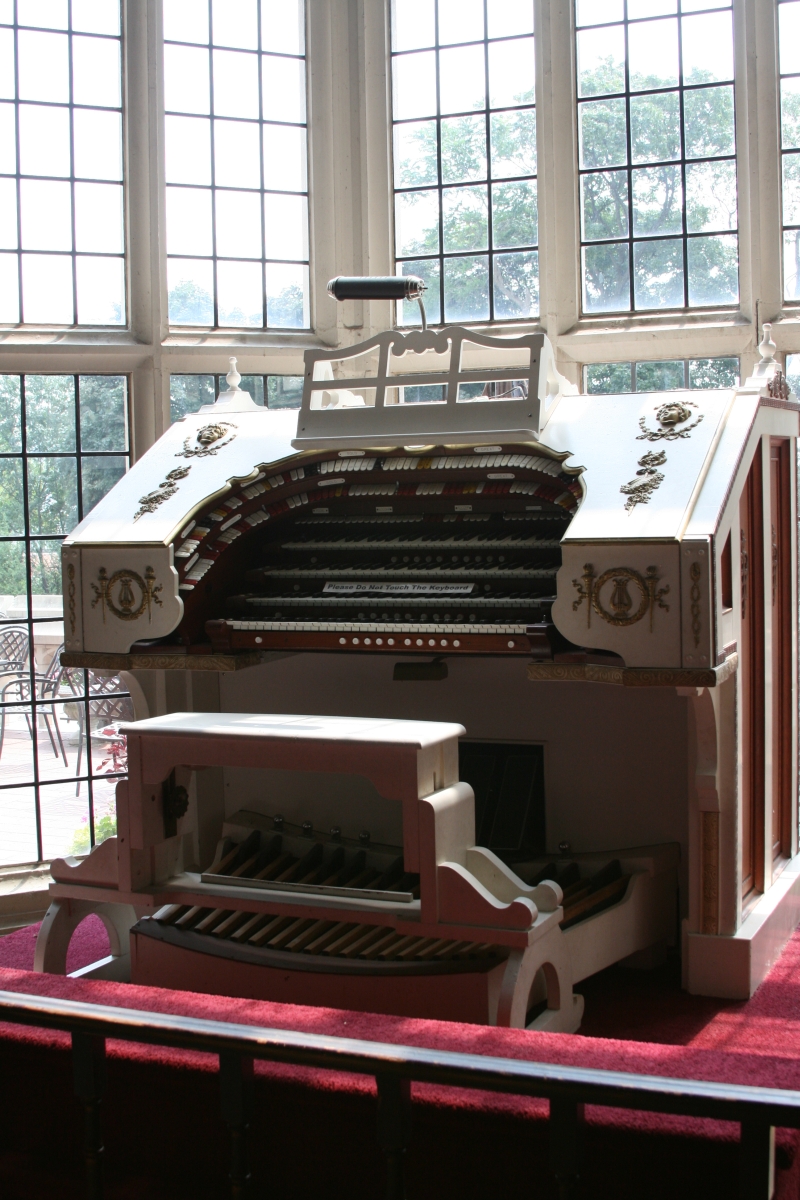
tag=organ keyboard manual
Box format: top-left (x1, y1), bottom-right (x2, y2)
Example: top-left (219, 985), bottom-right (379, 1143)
top-left (46, 284), bottom-right (800, 1016)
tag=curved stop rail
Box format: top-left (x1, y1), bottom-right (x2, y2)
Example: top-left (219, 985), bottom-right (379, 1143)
top-left (0, 988), bottom-right (794, 1200)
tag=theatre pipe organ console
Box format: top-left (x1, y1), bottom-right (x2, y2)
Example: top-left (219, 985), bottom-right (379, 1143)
top-left (47, 308), bottom-right (800, 1008)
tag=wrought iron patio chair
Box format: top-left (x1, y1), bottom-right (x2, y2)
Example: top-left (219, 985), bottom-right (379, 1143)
top-left (0, 642), bottom-right (78, 765)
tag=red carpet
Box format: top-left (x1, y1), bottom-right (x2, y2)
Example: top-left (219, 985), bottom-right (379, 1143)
top-left (0, 919), bottom-right (798, 1197)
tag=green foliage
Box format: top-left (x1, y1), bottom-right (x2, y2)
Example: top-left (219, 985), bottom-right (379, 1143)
top-left (170, 375), bottom-right (215, 422)
top-left (79, 377), bottom-right (128, 453)
top-left (586, 362), bottom-right (633, 394)
top-left (70, 811), bottom-right (117, 856)
top-left (168, 278), bottom-right (214, 326)
top-left (267, 376), bottom-right (303, 408)
top-left (586, 357), bottom-right (739, 395)
top-left (267, 284), bottom-right (306, 329)
top-left (635, 360), bottom-right (685, 392)
top-left (689, 358), bottom-right (739, 389)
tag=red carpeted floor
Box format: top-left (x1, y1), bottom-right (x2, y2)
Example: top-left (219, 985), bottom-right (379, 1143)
top-left (0, 918), bottom-right (799, 1197)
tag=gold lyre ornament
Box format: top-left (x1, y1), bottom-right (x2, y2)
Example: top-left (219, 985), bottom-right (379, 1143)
top-left (572, 564), bottom-right (669, 631)
top-left (91, 566), bottom-right (163, 623)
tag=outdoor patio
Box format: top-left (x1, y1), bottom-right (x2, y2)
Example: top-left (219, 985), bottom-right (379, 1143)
top-left (0, 706), bottom-right (120, 867)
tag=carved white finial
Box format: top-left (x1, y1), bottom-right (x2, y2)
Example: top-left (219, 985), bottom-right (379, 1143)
top-left (226, 356), bottom-right (241, 390)
top-left (759, 323), bottom-right (777, 363)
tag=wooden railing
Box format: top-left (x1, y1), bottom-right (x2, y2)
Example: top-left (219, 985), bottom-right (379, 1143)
top-left (0, 988), bottom-right (796, 1200)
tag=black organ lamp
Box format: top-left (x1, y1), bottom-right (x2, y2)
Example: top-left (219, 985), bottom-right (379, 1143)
top-left (327, 275), bottom-right (428, 330)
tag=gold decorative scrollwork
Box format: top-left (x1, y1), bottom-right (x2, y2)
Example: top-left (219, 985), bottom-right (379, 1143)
top-left (767, 370), bottom-right (791, 401)
top-left (572, 563), bottom-right (669, 632)
top-left (176, 421), bottom-right (237, 459)
top-left (134, 466), bottom-right (191, 521)
top-left (67, 563), bottom-right (76, 636)
top-left (637, 399), bottom-right (704, 442)
top-left (689, 561), bottom-right (702, 648)
top-left (91, 566), bottom-right (163, 623)
top-left (620, 449), bottom-right (667, 512)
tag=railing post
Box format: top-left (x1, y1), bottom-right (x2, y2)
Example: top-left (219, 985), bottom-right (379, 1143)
top-left (549, 1097), bottom-right (585, 1200)
top-left (219, 1051), bottom-right (254, 1199)
top-left (71, 1031), bottom-right (106, 1200)
top-left (739, 1122), bottom-right (775, 1199)
top-left (376, 1073), bottom-right (411, 1200)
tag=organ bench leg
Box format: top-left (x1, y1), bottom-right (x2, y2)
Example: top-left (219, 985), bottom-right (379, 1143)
top-left (34, 899), bottom-right (139, 980)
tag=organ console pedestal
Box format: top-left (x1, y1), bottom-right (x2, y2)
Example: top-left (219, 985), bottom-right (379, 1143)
top-left (49, 317), bottom-right (800, 1011)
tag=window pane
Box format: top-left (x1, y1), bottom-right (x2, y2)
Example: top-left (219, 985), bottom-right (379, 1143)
top-left (73, 109), bottom-right (123, 181)
top-left (19, 104), bottom-right (70, 176)
top-left (215, 120), bottom-right (261, 189)
top-left (577, 0), bottom-right (736, 313)
top-left (21, 254), bottom-right (73, 323)
top-left (216, 190), bottom-right (263, 259)
top-left (0, 460), bottom-right (24, 534)
top-left (262, 0), bottom-right (305, 55)
top-left (170, 375), bottom-right (216, 421)
top-left (79, 376), bottom-right (127, 452)
top-left (391, 0), bottom-right (435, 52)
top-left (165, 115), bottom-right (212, 185)
top-left (443, 255), bottom-right (489, 323)
top-left (493, 250), bottom-right (538, 319)
top-left (582, 242), bottom-right (630, 312)
top-left (76, 256), bottom-right (125, 325)
top-left (635, 360), bottom-right (684, 390)
top-left (267, 375), bottom-right (303, 408)
top-left (265, 261), bottom-right (308, 327)
top-left (217, 259), bottom-right (264, 327)
top-left (392, 4), bottom-right (537, 323)
top-left (442, 186), bottom-right (488, 252)
top-left (687, 233), bottom-right (739, 306)
top-left (491, 108), bottom-right (536, 177)
top-left (579, 99), bottom-right (627, 169)
top-left (586, 362), bottom-right (633, 393)
top-left (164, 2), bottom-right (308, 330)
top-left (0, 375), bottom-right (21, 452)
top-left (168, 258), bottom-right (214, 325)
top-left (81, 454), bottom-right (127, 514)
top-left (633, 238), bottom-right (684, 308)
top-left (26, 375), bottom-right (75, 452)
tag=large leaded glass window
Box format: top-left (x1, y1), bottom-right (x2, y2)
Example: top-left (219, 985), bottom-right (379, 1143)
top-left (576, 0), bottom-right (738, 315)
top-left (390, 0), bottom-right (537, 326)
top-left (780, 1), bottom-right (800, 300)
top-left (163, 0), bottom-right (309, 330)
top-left (0, 0), bottom-right (125, 325)
top-left (0, 375), bottom-right (130, 866)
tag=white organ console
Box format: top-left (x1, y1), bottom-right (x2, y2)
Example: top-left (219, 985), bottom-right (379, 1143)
top-left (43, 288), bottom-right (800, 1017)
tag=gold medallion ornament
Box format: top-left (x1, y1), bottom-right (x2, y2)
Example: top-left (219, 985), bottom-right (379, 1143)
top-left (91, 566), bottom-right (163, 623)
top-left (176, 421), bottom-right (237, 459)
top-left (620, 449), bottom-right (667, 512)
top-left (637, 399), bottom-right (703, 442)
top-left (134, 466), bottom-right (191, 521)
top-left (572, 563), bottom-right (669, 631)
